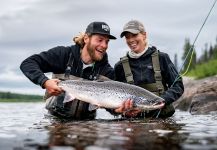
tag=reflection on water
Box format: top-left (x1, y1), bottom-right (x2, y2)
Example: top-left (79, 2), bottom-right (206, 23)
top-left (0, 102), bottom-right (217, 150)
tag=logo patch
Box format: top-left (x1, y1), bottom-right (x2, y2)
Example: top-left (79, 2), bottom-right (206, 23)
top-left (102, 24), bottom-right (110, 31)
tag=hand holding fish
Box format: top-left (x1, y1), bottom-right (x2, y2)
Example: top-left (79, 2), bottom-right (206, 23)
top-left (43, 79), bottom-right (63, 96)
top-left (114, 99), bottom-right (142, 117)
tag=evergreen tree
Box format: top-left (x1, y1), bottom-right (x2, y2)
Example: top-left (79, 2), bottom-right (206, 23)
top-left (204, 49), bottom-right (208, 62)
top-left (192, 50), bottom-right (197, 69)
top-left (213, 36), bottom-right (217, 59)
top-left (204, 43), bottom-right (209, 62)
top-left (174, 53), bottom-right (178, 70)
top-left (181, 38), bottom-right (197, 72)
top-left (200, 43), bottom-right (209, 63)
top-left (209, 44), bottom-right (214, 59)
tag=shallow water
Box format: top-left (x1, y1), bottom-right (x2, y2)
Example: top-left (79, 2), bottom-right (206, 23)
top-left (0, 102), bottom-right (217, 150)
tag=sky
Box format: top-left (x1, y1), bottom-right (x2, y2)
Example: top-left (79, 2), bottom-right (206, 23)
top-left (0, 0), bottom-right (216, 95)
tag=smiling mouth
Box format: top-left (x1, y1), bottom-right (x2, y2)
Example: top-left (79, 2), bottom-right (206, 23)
top-left (129, 43), bottom-right (137, 49)
top-left (96, 49), bottom-right (105, 54)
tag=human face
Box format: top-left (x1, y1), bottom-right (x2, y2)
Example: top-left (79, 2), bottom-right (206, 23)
top-left (86, 34), bottom-right (109, 61)
top-left (125, 32), bottom-right (147, 53)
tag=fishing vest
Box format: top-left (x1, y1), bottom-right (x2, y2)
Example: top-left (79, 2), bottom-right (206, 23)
top-left (120, 49), bottom-right (165, 96)
top-left (44, 51), bottom-right (96, 119)
top-left (44, 51), bottom-right (75, 100)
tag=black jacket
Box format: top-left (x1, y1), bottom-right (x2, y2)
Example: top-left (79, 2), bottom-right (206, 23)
top-left (20, 44), bottom-right (114, 87)
top-left (114, 46), bottom-right (184, 105)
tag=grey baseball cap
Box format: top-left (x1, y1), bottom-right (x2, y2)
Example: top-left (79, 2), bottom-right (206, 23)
top-left (120, 20), bottom-right (145, 38)
top-left (86, 21), bottom-right (116, 39)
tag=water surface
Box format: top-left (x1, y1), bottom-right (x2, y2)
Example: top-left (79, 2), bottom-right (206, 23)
top-left (0, 102), bottom-right (217, 150)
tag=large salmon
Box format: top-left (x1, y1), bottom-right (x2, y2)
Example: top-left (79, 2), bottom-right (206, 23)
top-left (59, 79), bottom-right (165, 111)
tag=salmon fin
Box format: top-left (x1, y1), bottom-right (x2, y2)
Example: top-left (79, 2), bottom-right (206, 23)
top-left (52, 74), bottom-right (84, 81)
top-left (88, 104), bottom-right (99, 111)
top-left (67, 75), bottom-right (84, 80)
top-left (63, 91), bottom-right (75, 103)
top-left (96, 75), bottom-right (112, 82)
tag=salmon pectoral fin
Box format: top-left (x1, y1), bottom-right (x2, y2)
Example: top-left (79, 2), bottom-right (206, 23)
top-left (63, 91), bottom-right (76, 103)
top-left (88, 104), bottom-right (99, 111)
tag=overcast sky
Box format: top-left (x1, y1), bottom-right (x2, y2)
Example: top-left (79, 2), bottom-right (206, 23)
top-left (0, 0), bottom-right (216, 95)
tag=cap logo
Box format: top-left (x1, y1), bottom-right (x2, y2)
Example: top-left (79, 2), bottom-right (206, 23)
top-left (127, 22), bottom-right (136, 26)
top-left (102, 24), bottom-right (110, 31)
top-left (125, 22), bottom-right (138, 29)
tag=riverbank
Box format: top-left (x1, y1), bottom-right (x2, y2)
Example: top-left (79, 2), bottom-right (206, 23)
top-left (174, 75), bottom-right (217, 114)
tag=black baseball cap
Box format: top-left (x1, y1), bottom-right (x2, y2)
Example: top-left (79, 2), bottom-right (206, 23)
top-left (85, 21), bottom-right (116, 39)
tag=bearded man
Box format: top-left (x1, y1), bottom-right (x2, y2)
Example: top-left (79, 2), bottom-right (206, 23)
top-left (20, 21), bottom-right (116, 119)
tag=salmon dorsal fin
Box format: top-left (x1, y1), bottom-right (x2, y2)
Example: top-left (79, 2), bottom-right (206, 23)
top-left (67, 75), bottom-right (84, 80)
top-left (96, 75), bottom-right (112, 82)
top-left (53, 74), bottom-right (84, 81)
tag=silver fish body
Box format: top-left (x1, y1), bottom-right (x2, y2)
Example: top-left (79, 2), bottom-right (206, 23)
top-left (59, 80), bottom-right (165, 111)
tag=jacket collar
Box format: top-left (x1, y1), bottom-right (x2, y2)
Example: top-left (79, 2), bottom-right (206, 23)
top-left (127, 46), bottom-right (157, 59)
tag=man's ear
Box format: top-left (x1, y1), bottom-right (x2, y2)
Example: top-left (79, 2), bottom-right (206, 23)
top-left (84, 34), bottom-right (90, 44)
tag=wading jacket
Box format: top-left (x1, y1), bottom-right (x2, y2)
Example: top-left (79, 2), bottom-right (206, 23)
top-left (114, 46), bottom-right (184, 105)
top-left (20, 44), bottom-right (114, 119)
top-left (20, 44), bottom-right (114, 87)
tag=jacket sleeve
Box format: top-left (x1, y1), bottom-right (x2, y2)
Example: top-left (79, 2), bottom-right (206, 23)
top-left (98, 53), bottom-right (115, 80)
top-left (20, 46), bottom-right (70, 88)
top-left (101, 63), bottom-right (115, 80)
top-left (160, 53), bottom-right (184, 104)
top-left (114, 61), bottom-right (126, 82)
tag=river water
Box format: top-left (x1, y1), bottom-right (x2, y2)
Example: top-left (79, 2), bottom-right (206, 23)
top-left (0, 102), bottom-right (217, 150)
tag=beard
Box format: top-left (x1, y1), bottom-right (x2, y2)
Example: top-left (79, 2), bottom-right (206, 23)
top-left (86, 42), bottom-right (104, 61)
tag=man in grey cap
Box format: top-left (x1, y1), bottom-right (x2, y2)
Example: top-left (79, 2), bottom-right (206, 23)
top-left (20, 21), bottom-right (116, 120)
top-left (112, 20), bottom-right (184, 118)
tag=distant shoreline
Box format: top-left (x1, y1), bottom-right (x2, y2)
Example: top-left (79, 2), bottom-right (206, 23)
top-left (0, 91), bottom-right (43, 102)
top-left (0, 99), bottom-right (43, 102)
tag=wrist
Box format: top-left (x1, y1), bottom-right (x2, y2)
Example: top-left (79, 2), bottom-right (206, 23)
top-left (42, 79), bottom-right (49, 89)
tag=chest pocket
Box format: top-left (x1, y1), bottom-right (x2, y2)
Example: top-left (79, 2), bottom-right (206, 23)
top-left (141, 63), bottom-right (155, 84)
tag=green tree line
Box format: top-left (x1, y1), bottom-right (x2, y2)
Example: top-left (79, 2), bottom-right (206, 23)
top-left (179, 36), bottom-right (217, 78)
top-left (0, 91), bottom-right (43, 102)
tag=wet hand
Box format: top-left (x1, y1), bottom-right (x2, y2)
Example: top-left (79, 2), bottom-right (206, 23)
top-left (43, 79), bottom-right (63, 96)
top-left (114, 99), bottom-right (142, 117)
top-left (124, 108), bottom-right (142, 117)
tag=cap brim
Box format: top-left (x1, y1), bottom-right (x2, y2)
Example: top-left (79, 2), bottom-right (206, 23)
top-left (120, 29), bottom-right (140, 38)
top-left (108, 35), bottom-right (117, 39)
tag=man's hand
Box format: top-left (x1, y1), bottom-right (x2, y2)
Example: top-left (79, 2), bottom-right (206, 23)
top-left (114, 99), bottom-right (142, 117)
top-left (43, 79), bottom-right (63, 96)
